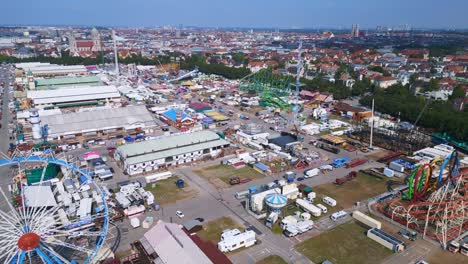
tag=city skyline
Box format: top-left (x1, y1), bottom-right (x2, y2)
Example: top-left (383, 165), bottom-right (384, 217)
top-left (2, 0), bottom-right (468, 29)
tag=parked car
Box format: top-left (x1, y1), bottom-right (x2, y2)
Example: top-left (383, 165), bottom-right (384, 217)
top-left (176, 210), bottom-right (185, 218)
top-left (398, 229), bottom-right (417, 241)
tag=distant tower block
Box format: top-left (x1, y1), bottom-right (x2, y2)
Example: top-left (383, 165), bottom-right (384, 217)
top-left (29, 108), bottom-right (42, 140)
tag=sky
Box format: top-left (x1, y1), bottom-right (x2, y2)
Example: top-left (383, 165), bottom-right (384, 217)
top-left (2, 0), bottom-right (468, 29)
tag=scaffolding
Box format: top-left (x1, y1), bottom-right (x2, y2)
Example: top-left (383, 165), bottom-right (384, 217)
top-left (349, 120), bottom-right (432, 154)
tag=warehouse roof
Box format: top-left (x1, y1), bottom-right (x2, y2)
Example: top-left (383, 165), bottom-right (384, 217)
top-left (27, 65), bottom-right (87, 74)
top-left (41, 105), bottom-right (155, 136)
top-left (27, 85), bottom-right (120, 105)
top-left (35, 76), bottom-right (101, 87)
top-left (23, 185), bottom-right (57, 208)
top-left (118, 130), bottom-right (229, 165)
top-left (142, 221), bottom-right (213, 264)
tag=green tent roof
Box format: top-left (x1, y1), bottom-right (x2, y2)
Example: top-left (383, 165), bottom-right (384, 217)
top-left (35, 76), bottom-right (100, 87)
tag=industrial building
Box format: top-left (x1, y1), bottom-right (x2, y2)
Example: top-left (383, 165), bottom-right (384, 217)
top-left (115, 130), bottom-right (230, 175)
top-left (33, 76), bottom-right (101, 90)
top-left (139, 221), bottom-right (215, 264)
top-left (40, 105), bottom-right (156, 141)
top-left (367, 228), bottom-right (405, 252)
top-left (16, 63), bottom-right (88, 77)
top-left (27, 85), bottom-right (121, 109)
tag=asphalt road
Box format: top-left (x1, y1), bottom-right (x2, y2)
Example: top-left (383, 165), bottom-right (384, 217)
top-left (0, 67), bottom-right (11, 153)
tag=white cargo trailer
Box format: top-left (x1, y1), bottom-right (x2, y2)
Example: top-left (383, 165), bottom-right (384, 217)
top-left (296, 199), bottom-right (322, 217)
top-left (352, 211), bottom-right (382, 229)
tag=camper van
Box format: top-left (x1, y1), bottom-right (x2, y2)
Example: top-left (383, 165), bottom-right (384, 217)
top-left (330, 210), bottom-right (348, 221)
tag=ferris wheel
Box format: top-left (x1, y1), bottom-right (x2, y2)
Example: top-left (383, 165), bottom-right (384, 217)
top-left (0, 149), bottom-right (109, 264)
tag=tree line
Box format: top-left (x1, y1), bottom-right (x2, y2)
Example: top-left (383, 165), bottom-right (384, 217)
top-left (359, 84), bottom-right (468, 141)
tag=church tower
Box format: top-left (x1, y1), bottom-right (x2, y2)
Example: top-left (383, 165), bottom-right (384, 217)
top-left (91, 27), bottom-right (102, 52)
top-left (68, 33), bottom-right (77, 53)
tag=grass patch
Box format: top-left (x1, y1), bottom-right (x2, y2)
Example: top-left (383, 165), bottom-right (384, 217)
top-left (256, 255), bottom-right (288, 264)
top-left (197, 216), bottom-right (244, 245)
top-left (144, 176), bottom-right (198, 205)
top-left (271, 223), bottom-right (283, 234)
top-left (194, 164), bottom-right (264, 188)
top-left (295, 222), bottom-right (393, 264)
top-left (313, 172), bottom-right (391, 208)
top-left (114, 249), bottom-right (132, 259)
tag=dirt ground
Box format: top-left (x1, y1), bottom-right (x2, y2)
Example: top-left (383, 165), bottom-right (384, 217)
top-left (295, 221), bottom-right (393, 264)
top-left (313, 172), bottom-right (395, 208)
top-left (197, 216), bottom-right (244, 245)
top-left (194, 164), bottom-right (265, 189)
top-left (427, 248), bottom-right (467, 264)
top-left (366, 148), bottom-right (392, 161)
top-left (144, 176), bottom-right (198, 205)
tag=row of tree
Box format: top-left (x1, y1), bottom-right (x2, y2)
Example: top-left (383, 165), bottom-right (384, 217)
top-left (180, 55), bottom-right (251, 79)
top-left (359, 84), bottom-right (468, 141)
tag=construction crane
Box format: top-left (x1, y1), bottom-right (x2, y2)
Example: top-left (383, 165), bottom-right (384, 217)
top-left (412, 99), bottom-right (430, 129)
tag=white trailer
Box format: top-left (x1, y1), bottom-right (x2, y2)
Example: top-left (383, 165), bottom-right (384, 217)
top-left (304, 168), bottom-right (319, 178)
top-left (352, 211), bottom-right (382, 229)
top-left (218, 229), bottom-right (256, 252)
top-left (284, 220), bottom-right (314, 237)
top-left (145, 171), bottom-right (173, 183)
top-left (316, 204), bottom-right (328, 214)
top-left (296, 220), bottom-right (314, 233)
top-left (322, 196), bottom-right (337, 207)
top-left (284, 225), bottom-right (299, 237)
top-left (296, 199), bottom-right (322, 217)
top-left (330, 210), bottom-right (348, 221)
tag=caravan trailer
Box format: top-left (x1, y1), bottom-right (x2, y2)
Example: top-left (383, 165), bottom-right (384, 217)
top-left (330, 210), bottom-right (348, 221)
top-left (218, 229), bottom-right (256, 252)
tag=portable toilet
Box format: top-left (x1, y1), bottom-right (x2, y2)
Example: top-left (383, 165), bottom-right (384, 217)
top-left (248, 186), bottom-right (258, 194)
top-left (175, 179), bottom-right (185, 188)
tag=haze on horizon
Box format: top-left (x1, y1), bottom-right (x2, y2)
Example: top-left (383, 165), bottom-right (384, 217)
top-left (2, 0), bottom-right (468, 29)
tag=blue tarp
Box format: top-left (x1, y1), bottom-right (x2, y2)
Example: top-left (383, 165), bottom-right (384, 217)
top-left (124, 136), bottom-right (135, 142)
top-left (255, 163), bottom-right (269, 171)
top-left (79, 175), bottom-right (88, 184)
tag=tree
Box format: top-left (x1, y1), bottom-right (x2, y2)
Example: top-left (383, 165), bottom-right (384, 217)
top-left (231, 53), bottom-right (246, 66)
top-left (368, 65), bottom-right (384, 73)
top-left (425, 79), bottom-right (440, 92)
top-left (450, 85), bottom-right (466, 100)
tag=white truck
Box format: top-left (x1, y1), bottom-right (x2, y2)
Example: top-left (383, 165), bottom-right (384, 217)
top-left (280, 215), bottom-right (298, 230)
top-left (296, 199), bottom-right (322, 217)
top-left (265, 212), bottom-right (279, 228)
top-left (304, 168), bottom-right (319, 178)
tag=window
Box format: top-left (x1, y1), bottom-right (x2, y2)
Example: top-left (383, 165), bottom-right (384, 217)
top-left (203, 149), bottom-right (210, 154)
top-left (165, 157), bottom-right (173, 162)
